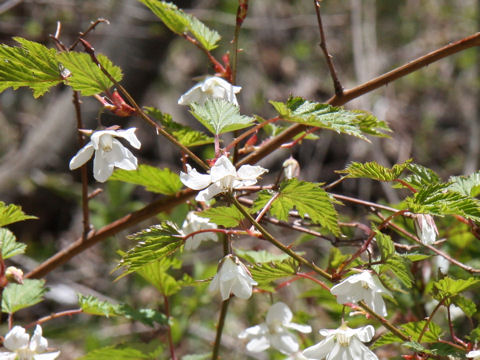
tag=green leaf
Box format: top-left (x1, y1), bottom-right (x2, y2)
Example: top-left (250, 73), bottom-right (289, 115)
top-left (430, 277), bottom-right (480, 300)
top-left (197, 206), bottom-right (245, 227)
top-left (190, 99), bottom-right (253, 135)
top-left (118, 222), bottom-right (183, 274)
top-left (145, 107), bottom-right (213, 147)
top-left (110, 165), bottom-right (182, 195)
top-left (0, 201), bottom-right (37, 227)
top-left (0, 37), bottom-right (62, 97)
top-left (405, 184), bottom-right (480, 222)
top-left (381, 256), bottom-right (413, 288)
top-left (373, 320), bottom-right (443, 348)
top-left (79, 294), bottom-right (119, 317)
top-left (136, 259), bottom-right (182, 296)
top-left (327, 247), bottom-right (350, 270)
top-left (250, 258), bottom-right (298, 284)
top-left (0, 228), bottom-right (26, 259)
top-left (2, 279), bottom-right (46, 314)
top-left (448, 171), bottom-right (480, 197)
top-left (270, 97), bottom-right (390, 141)
top-left (57, 51), bottom-right (123, 95)
top-left (452, 295), bottom-right (476, 317)
top-left (338, 159), bottom-right (412, 181)
top-left (404, 253), bottom-right (431, 262)
top-left (375, 232), bottom-right (395, 261)
top-left (235, 249), bottom-right (290, 264)
top-left (394, 163), bottom-right (440, 191)
top-left (252, 179), bottom-right (340, 236)
top-left (79, 345), bottom-right (153, 360)
top-left (138, 0), bottom-right (221, 51)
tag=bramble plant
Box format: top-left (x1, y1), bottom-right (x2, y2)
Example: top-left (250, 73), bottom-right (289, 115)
top-left (0, 1), bottom-right (480, 359)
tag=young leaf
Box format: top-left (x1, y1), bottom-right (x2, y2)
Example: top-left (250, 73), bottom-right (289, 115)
top-left (79, 345), bottom-right (153, 360)
top-left (448, 171), bottom-right (480, 197)
top-left (250, 258), bottom-right (299, 284)
top-left (110, 165), bottom-right (182, 195)
top-left (270, 97), bottom-right (391, 141)
top-left (375, 232), bottom-right (395, 261)
top-left (118, 304), bottom-right (168, 327)
top-left (138, 0), bottom-right (221, 51)
top-left (0, 228), bottom-right (26, 259)
top-left (338, 159), bottom-right (412, 181)
top-left (136, 259), bottom-right (182, 296)
top-left (79, 294), bottom-right (119, 317)
top-left (394, 163), bottom-right (440, 191)
top-left (327, 247), bottom-right (350, 270)
top-left (381, 256), bottom-right (414, 288)
top-left (405, 183), bottom-right (480, 222)
top-left (145, 107), bottom-right (213, 147)
top-left (190, 99), bottom-right (253, 135)
top-left (373, 320), bottom-right (443, 348)
top-left (197, 206), bottom-right (245, 227)
top-left (235, 249), bottom-right (290, 264)
top-left (118, 222), bottom-right (183, 274)
top-left (252, 179), bottom-right (340, 236)
top-left (57, 52), bottom-right (123, 95)
top-left (2, 279), bottom-right (46, 314)
top-left (0, 37), bottom-right (62, 97)
top-left (0, 201), bottom-right (37, 227)
top-left (430, 277), bottom-right (480, 300)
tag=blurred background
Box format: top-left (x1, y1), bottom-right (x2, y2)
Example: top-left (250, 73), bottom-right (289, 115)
top-left (0, 0), bottom-right (478, 358)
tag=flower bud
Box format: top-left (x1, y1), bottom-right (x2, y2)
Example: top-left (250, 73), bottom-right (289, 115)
top-left (283, 157), bottom-right (300, 180)
top-left (414, 214), bottom-right (438, 245)
top-left (5, 266), bottom-right (23, 284)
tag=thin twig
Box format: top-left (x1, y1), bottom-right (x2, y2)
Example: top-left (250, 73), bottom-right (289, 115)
top-left (211, 298), bottom-right (230, 360)
top-left (313, 0), bottom-right (343, 95)
top-left (69, 18), bottom-right (110, 51)
top-left (163, 295), bottom-right (177, 360)
top-left (26, 309), bottom-right (83, 328)
top-left (237, 32), bottom-right (480, 167)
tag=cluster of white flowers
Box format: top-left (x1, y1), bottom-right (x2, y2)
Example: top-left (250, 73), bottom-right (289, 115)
top-left (180, 155), bottom-right (267, 202)
top-left (0, 325), bottom-right (59, 360)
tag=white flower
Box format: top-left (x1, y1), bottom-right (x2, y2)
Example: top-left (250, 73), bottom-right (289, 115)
top-left (414, 214), bottom-right (438, 245)
top-left (330, 270), bottom-right (391, 317)
top-left (178, 76), bottom-right (242, 106)
top-left (239, 302), bottom-right (312, 355)
top-left (69, 128), bottom-right (141, 182)
top-left (467, 350), bottom-right (480, 359)
top-left (302, 324), bottom-right (378, 360)
top-left (285, 352), bottom-right (310, 360)
top-left (181, 212), bottom-right (218, 251)
top-left (282, 157), bottom-right (300, 180)
top-left (0, 325), bottom-right (60, 360)
top-left (209, 255), bottom-right (257, 301)
top-left (180, 155), bottom-right (267, 202)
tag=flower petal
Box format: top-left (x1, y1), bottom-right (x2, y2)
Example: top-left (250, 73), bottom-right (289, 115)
top-left (269, 332), bottom-right (299, 354)
top-left (210, 156), bottom-right (237, 183)
top-left (30, 325), bottom-right (48, 353)
top-left (3, 326), bottom-right (29, 351)
top-left (246, 336), bottom-right (270, 352)
top-left (237, 164), bottom-right (268, 181)
top-left (93, 149), bottom-right (115, 182)
top-left (266, 302), bottom-right (293, 326)
top-left (34, 351), bottom-right (61, 360)
top-left (238, 324), bottom-right (268, 338)
top-left (178, 83), bottom-right (205, 105)
top-left (109, 140), bottom-right (138, 170)
top-left (354, 325), bottom-right (375, 343)
top-left (0, 352), bottom-right (17, 360)
top-left (115, 128), bottom-right (141, 149)
top-left (69, 142), bottom-right (94, 170)
top-left (195, 183), bottom-right (224, 202)
top-left (285, 322), bottom-right (312, 334)
top-left (180, 165), bottom-right (212, 190)
top-left (302, 336), bottom-right (335, 359)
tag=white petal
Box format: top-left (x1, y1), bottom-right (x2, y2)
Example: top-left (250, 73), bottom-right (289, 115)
top-left (109, 140), bottom-right (138, 170)
top-left (34, 351), bottom-right (61, 360)
top-left (370, 293), bottom-right (388, 317)
top-left (326, 342), bottom-right (348, 360)
top-left (266, 302), bottom-right (293, 326)
top-left (208, 272), bottom-right (220, 294)
top-left (246, 336), bottom-right (270, 352)
top-left (237, 164), bottom-right (268, 181)
top-left (231, 274), bottom-right (253, 299)
top-left (348, 337), bottom-right (378, 360)
top-left (178, 83), bottom-right (205, 105)
top-left (30, 325), bottom-right (48, 353)
top-left (69, 142), bottom-right (94, 170)
top-left (180, 165), bottom-right (212, 190)
top-left (219, 276), bottom-right (235, 301)
top-left (0, 352), bottom-right (17, 360)
top-left (93, 149), bottom-right (115, 182)
top-left (467, 350), bottom-right (480, 359)
top-left (354, 325), bottom-right (375, 343)
top-left (90, 130), bottom-right (117, 150)
top-left (302, 336), bottom-right (335, 359)
top-left (270, 332), bottom-right (299, 354)
top-left (3, 326), bottom-right (29, 351)
top-left (195, 183), bottom-right (223, 202)
top-left (210, 156), bottom-right (237, 183)
top-left (239, 324), bottom-right (268, 338)
top-left (115, 128), bottom-right (141, 149)
top-left (285, 322), bottom-right (312, 334)
top-left (184, 237), bottom-right (200, 251)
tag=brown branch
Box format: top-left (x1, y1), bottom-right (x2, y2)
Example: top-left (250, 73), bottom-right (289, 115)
top-left (26, 189), bottom-right (194, 279)
top-left (313, 0), bottom-right (343, 95)
top-left (237, 32), bottom-right (480, 167)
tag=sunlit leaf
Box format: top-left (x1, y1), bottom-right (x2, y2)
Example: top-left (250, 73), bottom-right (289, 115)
top-left (338, 159), bottom-right (412, 181)
top-left (448, 171), bottom-right (480, 197)
top-left (0, 228), bottom-right (26, 259)
top-left (236, 249), bottom-right (290, 264)
top-left (250, 258), bottom-right (298, 284)
top-left (373, 320), bottom-right (443, 348)
top-left (430, 277), bottom-right (480, 300)
top-left (136, 258), bottom-right (182, 296)
top-left (197, 206), bottom-right (245, 227)
top-left (0, 201), bottom-right (37, 227)
top-left (2, 279), bottom-right (46, 314)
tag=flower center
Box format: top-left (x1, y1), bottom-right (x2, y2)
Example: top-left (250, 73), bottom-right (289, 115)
top-left (99, 134), bottom-right (113, 152)
top-left (361, 280), bottom-right (370, 289)
top-left (336, 333), bottom-right (351, 347)
top-left (16, 347), bottom-right (36, 360)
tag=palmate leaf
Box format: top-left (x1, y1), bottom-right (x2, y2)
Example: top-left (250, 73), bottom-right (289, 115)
top-left (448, 171), bottom-right (480, 197)
top-left (2, 279), bottom-right (46, 314)
top-left (430, 277), bottom-right (480, 301)
top-left (453, 295), bottom-right (476, 317)
top-left (79, 345), bottom-right (155, 360)
top-left (0, 37), bottom-right (62, 97)
top-left (270, 97), bottom-right (391, 141)
top-left (110, 165), bottom-right (182, 195)
top-left (381, 256), bottom-right (414, 288)
top-left (405, 183), bottom-right (480, 222)
top-left (338, 159), bottom-right (412, 181)
top-left (252, 179), bottom-right (340, 236)
top-left (0, 201), bottom-right (37, 227)
top-left (250, 258), bottom-right (299, 284)
top-left (394, 163), bottom-right (440, 191)
top-left (375, 232), bottom-right (395, 261)
top-left (118, 222), bottom-right (183, 275)
top-left (0, 228), bottom-right (26, 259)
top-left (145, 107), bottom-right (213, 147)
top-left (197, 206), bottom-right (245, 227)
top-left (79, 294), bottom-right (118, 317)
top-left (136, 258), bottom-right (182, 296)
top-left (190, 99), bottom-right (253, 135)
top-left (373, 320), bottom-right (443, 348)
top-left (138, 0), bottom-right (221, 51)
top-left (57, 52), bottom-right (123, 95)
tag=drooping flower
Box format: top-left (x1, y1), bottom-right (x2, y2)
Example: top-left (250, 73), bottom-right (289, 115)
top-left (414, 214), bottom-right (438, 245)
top-left (239, 302), bottom-right (312, 355)
top-left (178, 76), bottom-right (242, 106)
top-left (0, 325), bottom-right (60, 360)
top-left (330, 270), bottom-right (391, 317)
top-left (302, 324), bottom-right (378, 360)
top-left (69, 128), bottom-right (141, 182)
top-left (209, 255), bottom-right (257, 301)
top-left (180, 155), bottom-right (267, 202)
top-left (181, 212), bottom-right (218, 251)
top-left (282, 157), bottom-right (300, 180)
top-left (467, 350), bottom-right (480, 359)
